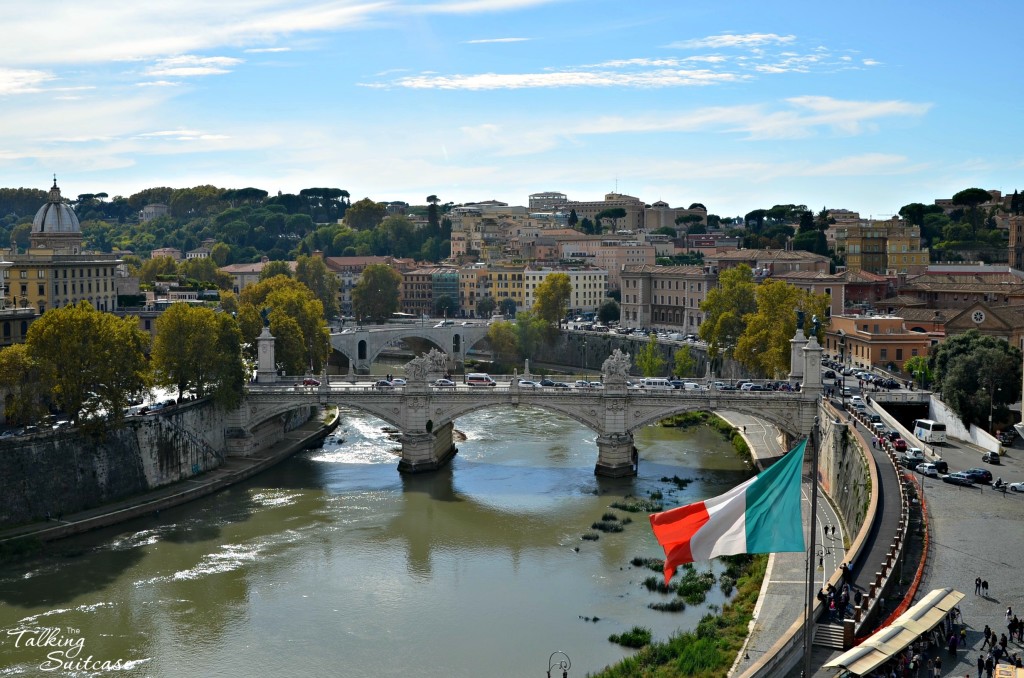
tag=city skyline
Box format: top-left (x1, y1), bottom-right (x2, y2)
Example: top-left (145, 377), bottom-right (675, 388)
top-left (1, 1), bottom-right (1020, 218)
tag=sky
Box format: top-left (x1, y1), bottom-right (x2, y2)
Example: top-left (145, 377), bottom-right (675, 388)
top-left (1, 0), bottom-right (1021, 219)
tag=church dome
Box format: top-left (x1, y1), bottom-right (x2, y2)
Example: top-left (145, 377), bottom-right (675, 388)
top-left (32, 178), bottom-right (80, 234)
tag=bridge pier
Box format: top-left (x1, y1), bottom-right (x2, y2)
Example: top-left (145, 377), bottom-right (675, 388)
top-left (397, 421), bottom-right (458, 474)
top-left (595, 432), bottom-right (637, 477)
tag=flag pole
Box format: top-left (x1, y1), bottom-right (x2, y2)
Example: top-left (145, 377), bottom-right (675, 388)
top-left (803, 415), bottom-right (820, 678)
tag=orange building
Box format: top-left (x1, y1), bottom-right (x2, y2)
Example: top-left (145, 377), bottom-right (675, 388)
top-left (824, 314), bottom-right (934, 372)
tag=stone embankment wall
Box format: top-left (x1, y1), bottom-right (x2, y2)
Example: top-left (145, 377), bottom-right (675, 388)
top-left (528, 331), bottom-right (718, 376)
top-left (0, 399), bottom-right (281, 529)
top-left (818, 407), bottom-right (872, 539)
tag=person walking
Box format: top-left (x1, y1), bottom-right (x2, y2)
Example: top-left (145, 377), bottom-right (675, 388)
top-left (1007, 606), bottom-right (1013, 621)
top-left (977, 654), bottom-right (984, 678)
top-left (985, 654), bottom-right (994, 678)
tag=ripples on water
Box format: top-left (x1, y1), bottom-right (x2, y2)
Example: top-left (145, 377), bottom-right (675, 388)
top-left (0, 405), bottom-right (752, 677)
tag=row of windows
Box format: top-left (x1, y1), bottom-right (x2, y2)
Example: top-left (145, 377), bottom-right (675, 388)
top-left (7, 267), bottom-right (114, 280)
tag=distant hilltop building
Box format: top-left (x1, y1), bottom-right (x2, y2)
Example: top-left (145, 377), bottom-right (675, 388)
top-left (140, 203), bottom-right (170, 222)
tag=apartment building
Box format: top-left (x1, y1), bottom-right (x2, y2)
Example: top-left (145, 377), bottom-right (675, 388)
top-left (400, 267), bottom-right (459, 316)
top-left (522, 268), bottom-right (608, 314)
top-left (323, 255), bottom-right (416, 315)
top-left (704, 249), bottom-right (831, 275)
top-left (563, 193), bottom-right (646, 232)
top-left (619, 264), bottom-right (716, 331)
top-left (643, 200), bottom-right (707, 234)
top-left (833, 218), bottom-right (930, 275)
top-left (824, 314), bottom-right (932, 372)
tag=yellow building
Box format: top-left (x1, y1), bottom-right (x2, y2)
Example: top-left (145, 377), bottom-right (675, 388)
top-left (1, 180), bottom-right (120, 316)
top-left (486, 264), bottom-right (526, 312)
top-left (834, 217), bottom-right (929, 275)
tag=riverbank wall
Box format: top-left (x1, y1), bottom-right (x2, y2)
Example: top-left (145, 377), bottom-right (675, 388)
top-left (0, 399), bottom-right (318, 529)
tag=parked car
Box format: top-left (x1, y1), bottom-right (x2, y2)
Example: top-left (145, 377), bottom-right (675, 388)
top-left (887, 430), bottom-right (901, 442)
top-left (302, 377), bottom-right (321, 386)
top-left (982, 451), bottom-right (1001, 464)
top-left (892, 438), bottom-right (907, 452)
top-left (942, 472), bottom-right (975, 486)
top-left (963, 467), bottom-right (993, 484)
top-left (915, 462), bottom-right (939, 478)
top-left (1008, 481), bottom-right (1024, 493)
top-left (869, 414), bottom-right (882, 424)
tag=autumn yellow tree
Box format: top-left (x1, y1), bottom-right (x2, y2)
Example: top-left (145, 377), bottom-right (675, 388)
top-left (533, 273), bottom-right (572, 327)
top-left (239, 276), bottom-right (330, 374)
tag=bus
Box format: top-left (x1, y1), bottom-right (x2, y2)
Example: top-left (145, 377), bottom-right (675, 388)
top-left (913, 419), bottom-right (947, 444)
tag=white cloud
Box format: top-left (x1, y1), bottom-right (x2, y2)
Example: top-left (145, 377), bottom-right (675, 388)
top-left (862, 58), bottom-right (882, 66)
top-left (0, 2), bottom-right (556, 66)
top-left (244, 47), bottom-right (293, 53)
top-left (146, 55), bottom-right (243, 78)
top-left (0, 68), bottom-right (54, 95)
top-left (381, 68), bottom-right (747, 90)
top-left (668, 33), bottom-right (796, 50)
top-left (136, 80), bottom-right (182, 87)
top-left (464, 37), bottom-right (530, 44)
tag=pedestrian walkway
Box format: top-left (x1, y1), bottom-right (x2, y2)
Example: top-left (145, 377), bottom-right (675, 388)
top-left (0, 412), bottom-right (334, 548)
top-left (720, 407), bottom-right (904, 677)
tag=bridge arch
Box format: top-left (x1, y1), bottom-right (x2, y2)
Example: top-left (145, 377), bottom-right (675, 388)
top-left (427, 398), bottom-right (604, 436)
top-left (625, 398), bottom-right (805, 439)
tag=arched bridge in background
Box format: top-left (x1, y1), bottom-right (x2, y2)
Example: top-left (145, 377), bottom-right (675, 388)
top-left (330, 324), bottom-right (491, 373)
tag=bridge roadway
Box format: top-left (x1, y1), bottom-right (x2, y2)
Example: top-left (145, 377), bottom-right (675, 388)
top-left (242, 374), bottom-right (821, 477)
top-left (330, 323), bottom-right (491, 373)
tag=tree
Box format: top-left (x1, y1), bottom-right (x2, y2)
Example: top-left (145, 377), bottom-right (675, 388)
top-left (211, 242), bottom-right (231, 266)
top-left (152, 304), bottom-right (243, 401)
top-left (637, 334), bottom-right (666, 377)
top-left (699, 265), bottom-right (757, 360)
top-left (139, 255), bottom-right (179, 284)
top-left (351, 264), bottom-right (401, 323)
top-left (26, 301), bottom-right (151, 425)
top-left (737, 281), bottom-right (831, 378)
top-left (239, 276), bottom-right (330, 374)
top-left (345, 198), bottom-right (387, 231)
top-left (486, 321), bottom-right (519, 367)
top-left (260, 260), bottom-right (293, 281)
top-left (0, 344), bottom-right (47, 425)
top-left (295, 254), bottom-right (341, 319)
top-left (595, 207), bottom-right (627, 233)
top-left (498, 298), bottom-right (517, 317)
top-left (952, 187), bottom-right (993, 240)
top-left (932, 330), bottom-right (1021, 427)
top-left (903, 355), bottom-right (932, 389)
top-left (567, 209), bottom-right (578, 228)
top-left (180, 257), bottom-right (233, 290)
top-left (514, 311), bottom-right (547, 360)
top-left (434, 294), bottom-right (459, 318)
top-left (597, 299), bottom-right (620, 325)
top-left (673, 345), bottom-right (695, 378)
top-left (426, 195), bottom-right (440, 238)
top-left (533, 273), bottom-right (572, 327)
top-left (476, 296), bottom-right (496, 318)
top-left (579, 217), bottom-right (595, 234)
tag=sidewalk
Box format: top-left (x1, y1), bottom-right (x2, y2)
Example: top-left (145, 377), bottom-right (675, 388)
top-left (0, 411), bottom-right (335, 548)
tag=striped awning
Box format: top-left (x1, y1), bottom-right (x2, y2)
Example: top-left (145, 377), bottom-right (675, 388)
top-left (823, 588), bottom-right (965, 676)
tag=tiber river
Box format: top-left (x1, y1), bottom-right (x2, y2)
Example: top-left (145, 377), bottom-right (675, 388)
top-left (0, 406), bottom-right (752, 677)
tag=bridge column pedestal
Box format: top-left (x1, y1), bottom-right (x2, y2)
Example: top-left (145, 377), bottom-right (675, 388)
top-left (397, 422), bottom-right (457, 474)
top-left (595, 432), bottom-right (637, 477)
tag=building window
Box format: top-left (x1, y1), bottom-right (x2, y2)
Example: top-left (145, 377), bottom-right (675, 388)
top-left (896, 349), bottom-right (903, 361)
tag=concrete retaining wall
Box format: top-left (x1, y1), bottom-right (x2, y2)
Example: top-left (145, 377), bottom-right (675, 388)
top-left (0, 400), bottom-right (267, 528)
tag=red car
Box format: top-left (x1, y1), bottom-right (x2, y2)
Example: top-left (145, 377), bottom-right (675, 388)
top-left (892, 438), bottom-right (907, 452)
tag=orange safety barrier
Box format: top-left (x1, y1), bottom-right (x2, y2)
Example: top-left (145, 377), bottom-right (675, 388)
top-left (853, 472), bottom-right (930, 644)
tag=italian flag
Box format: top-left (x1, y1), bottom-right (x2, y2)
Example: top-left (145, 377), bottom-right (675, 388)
top-left (649, 439), bottom-right (806, 584)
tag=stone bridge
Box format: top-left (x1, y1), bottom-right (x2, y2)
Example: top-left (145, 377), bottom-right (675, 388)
top-left (238, 326), bottom-right (824, 476)
top-left (330, 323), bottom-right (491, 373)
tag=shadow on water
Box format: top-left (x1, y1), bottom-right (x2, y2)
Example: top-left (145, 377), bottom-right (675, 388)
top-left (0, 545), bottom-right (145, 608)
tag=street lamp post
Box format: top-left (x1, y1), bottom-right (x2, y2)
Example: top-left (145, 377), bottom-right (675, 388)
top-left (581, 340), bottom-right (587, 373)
top-left (547, 651), bottom-right (571, 678)
top-left (989, 385), bottom-right (1001, 434)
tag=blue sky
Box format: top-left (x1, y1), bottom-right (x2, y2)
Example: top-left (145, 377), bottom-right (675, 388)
top-left (1, 0), bottom-right (1020, 218)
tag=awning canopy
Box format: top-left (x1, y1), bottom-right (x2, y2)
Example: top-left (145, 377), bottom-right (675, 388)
top-left (824, 588), bottom-right (965, 676)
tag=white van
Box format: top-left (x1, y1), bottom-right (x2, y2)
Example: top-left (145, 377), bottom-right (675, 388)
top-left (465, 373), bottom-right (496, 387)
top-left (640, 378), bottom-right (673, 391)
top-left (682, 382), bottom-right (703, 391)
